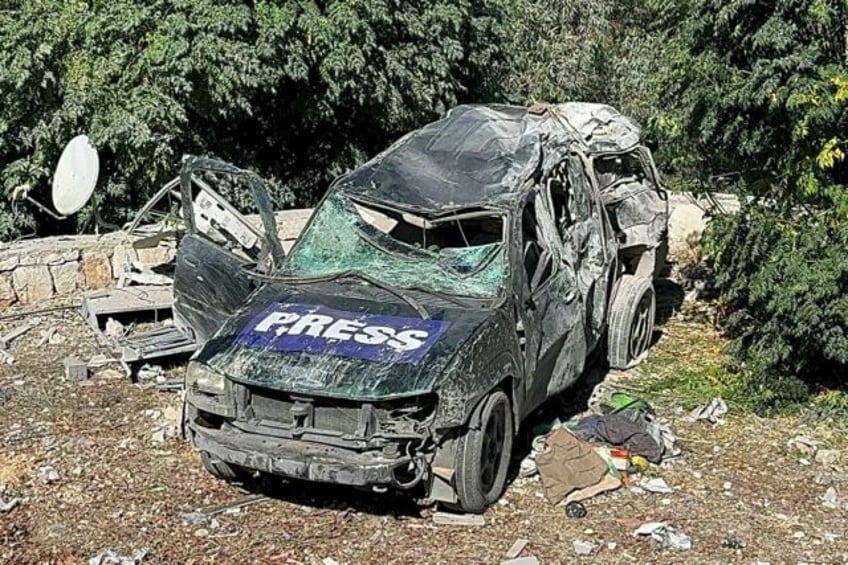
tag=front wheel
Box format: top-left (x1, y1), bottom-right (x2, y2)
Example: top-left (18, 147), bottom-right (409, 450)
top-left (607, 274), bottom-right (656, 369)
top-left (451, 390), bottom-right (513, 514)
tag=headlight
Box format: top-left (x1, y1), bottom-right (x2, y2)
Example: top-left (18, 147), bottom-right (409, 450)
top-left (186, 362), bottom-right (226, 394)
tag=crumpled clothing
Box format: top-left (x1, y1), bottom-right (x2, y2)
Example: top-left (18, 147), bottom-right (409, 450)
top-left (536, 428), bottom-right (610, 504)
top-left (572, 412), bottom-right (663, 462)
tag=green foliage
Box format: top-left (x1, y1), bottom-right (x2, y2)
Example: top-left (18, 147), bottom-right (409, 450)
top-left (0, 0), bottom-right (510, 240)
top-left (656, 0), bottom-right (848, 200)
top-left (706, 205), bottom-right (848, 381)
top-left (662, 0), bottom-right (848, 396)
top-left (502, 0), bottom-right (675, 118)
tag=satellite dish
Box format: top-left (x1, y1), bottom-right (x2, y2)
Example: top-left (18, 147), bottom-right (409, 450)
top-left (52, 135), bottom-right (99, 216)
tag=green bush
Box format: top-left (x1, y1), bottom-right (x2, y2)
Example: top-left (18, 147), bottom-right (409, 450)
top-left (0, 0), bottom-right (510, 240)
top-left (707, 206), bottom-right (848, 386)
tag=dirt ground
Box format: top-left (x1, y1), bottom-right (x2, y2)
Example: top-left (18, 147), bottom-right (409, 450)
top-left (1, 286), bottom-right (847, 564)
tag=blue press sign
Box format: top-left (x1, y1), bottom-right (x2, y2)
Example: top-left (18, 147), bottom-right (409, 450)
top-left (235, 303), bottom-right (450, 364)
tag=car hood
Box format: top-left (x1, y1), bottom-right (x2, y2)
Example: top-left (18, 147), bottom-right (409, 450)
top-left (195, 281), bottom-right (498, 400)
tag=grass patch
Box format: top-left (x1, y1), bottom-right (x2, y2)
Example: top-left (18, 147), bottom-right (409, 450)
top-left (637, 317), bottom-right (810, 415)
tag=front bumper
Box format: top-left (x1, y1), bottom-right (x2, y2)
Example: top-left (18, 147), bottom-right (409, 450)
top-left (188, 421), bottom-right (427, 489)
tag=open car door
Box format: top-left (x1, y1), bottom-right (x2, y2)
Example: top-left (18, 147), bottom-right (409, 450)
top-left (173, 156), bottom-right (285, 343)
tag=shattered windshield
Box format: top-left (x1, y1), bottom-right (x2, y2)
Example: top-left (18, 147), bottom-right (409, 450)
top-left (281, 193), bottom-right (509, 298)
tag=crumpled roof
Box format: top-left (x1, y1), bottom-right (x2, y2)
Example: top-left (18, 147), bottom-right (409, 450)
top-left (336, 105), bottom-right (551, 213)
top-left (335, 103), bottom-right (643, 214)
top-left (551, 103), bottom-right (642, 153)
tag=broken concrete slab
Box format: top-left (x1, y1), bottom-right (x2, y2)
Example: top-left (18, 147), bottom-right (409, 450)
top-left (432, 511), bottom-right (486, 527)
top-left (505, 538), bottom-right (529, 560)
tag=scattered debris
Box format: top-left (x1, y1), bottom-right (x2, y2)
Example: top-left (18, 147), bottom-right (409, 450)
top-left (822, 486), bottom-right (843, 510)
top-left (154, 378), bottom-right (184, 391)
top-left (432, 511), bottom-right (486, 527)
top-left (572, 539), bottom-right (596, 556)
top-left (0, 349), bottom-right (15, 364)
top-left (195, 494), bottom-right (269, 517)
top-left (64, 357), bottom-right (89, 381)
top-left (88, 547), bottom-right (150, 565)
top-left (0, 387), bottom-right (9, 406)
top-left (0, 498), bottom-right (20, 513)
top-left (504, 538), bottom-right (529, 560)
top-left (178, 511), bottom-right (211, 527)
top-left (536, 428), bottom-right (612, 504)
top-left (104, 318), bottom-right (126, 339)
top-left (639, 477), bottom-right (673, 494)
top-left (137, 364), bottom-right (164, 381)
top-left (634, 521), bottom-right (692, 552)
top-left (565, 501), bottom-right (587, 519)
top-left (37, 465), bottom-right (60, 484)
top-left (49, 329), bottom-right (66, 345)
top-left (687, 397), bottom-right (728, 425)
top-left (721, 536), bottom-right (745, 550)
top-left (0, 320), bottom-right (37, 349)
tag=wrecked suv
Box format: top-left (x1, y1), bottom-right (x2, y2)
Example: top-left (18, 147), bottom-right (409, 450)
top-left (181, 103), bottom-right (668, 513)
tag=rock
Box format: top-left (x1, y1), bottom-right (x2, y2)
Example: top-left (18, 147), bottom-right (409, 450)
top-left (50, 262), bottom-right (81, 294)
top-left (21, 249), bottom-right (78, 266)
top-left (822, 486), bottom-right (841, 509)
top-left (573, 540), bottom-right (596, 555)
top-left (0, 274), bottom-right (16, 307)
top-left (104, 318), bottom-right (124, 339)
top-left (788, 435), bottom-right (820, 457)
top-left (194, 528), bottom-right (209, 538)
top-left (723, 481), bottom-right (732, 490)
top-left (136, 243), bottom-right (176, 267)
top-left (81, 251), bottom-right (113, 289)
top-left (815, 449), bottom-right (840, 466)
top-left (150, 429), bottom-right (166, 445)
top-left (12, 265), bottom-right (53, 304)
top-left (47, 522), bottom-right (66, 535)
top-left (111, 244), bottom-right (138, 278)
top-left (0, 253), bottom-right (19, 272)
top-left (64, 357), bottom-right (89, 382)
top-left (38, 465), bottom-right (60, 484)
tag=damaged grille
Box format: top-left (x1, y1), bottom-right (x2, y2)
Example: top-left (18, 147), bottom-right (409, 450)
top-left (246, 387), bottom-right (436, 439)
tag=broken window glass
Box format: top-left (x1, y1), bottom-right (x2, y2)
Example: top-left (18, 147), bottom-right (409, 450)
top-left (282, 194), bottom-right (509, 298)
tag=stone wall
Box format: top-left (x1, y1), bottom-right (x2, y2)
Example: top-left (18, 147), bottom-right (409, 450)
top-left (0, 209), bottom-right (312, 307)
top-left (0, 197), bottom-right (731, 308)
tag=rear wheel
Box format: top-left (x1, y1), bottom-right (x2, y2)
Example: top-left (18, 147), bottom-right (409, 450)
top-left (451, 390), bottom-right (513, 514)
top-left (607, 275), bottom-right (656, 369)
top-left (200, 451), bottom-right (249, 483)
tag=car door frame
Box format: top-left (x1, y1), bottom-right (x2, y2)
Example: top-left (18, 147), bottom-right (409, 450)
top-left (513, 188), bottom-right (587, 414)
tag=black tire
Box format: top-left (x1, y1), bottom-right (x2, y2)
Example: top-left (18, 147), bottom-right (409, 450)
top-left (451, 390), bottom-right (513, 514)
top-left (200, 451), bottom-right (248, 483)
top-left (607, 274), bottom-right (656, 369)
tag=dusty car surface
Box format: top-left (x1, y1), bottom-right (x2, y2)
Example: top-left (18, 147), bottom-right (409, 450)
top-left (180, 103), bottom-right (668, 513)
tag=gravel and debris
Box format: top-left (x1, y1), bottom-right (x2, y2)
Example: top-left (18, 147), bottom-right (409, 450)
top-left (2, 296), bottom-right (848, 563)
